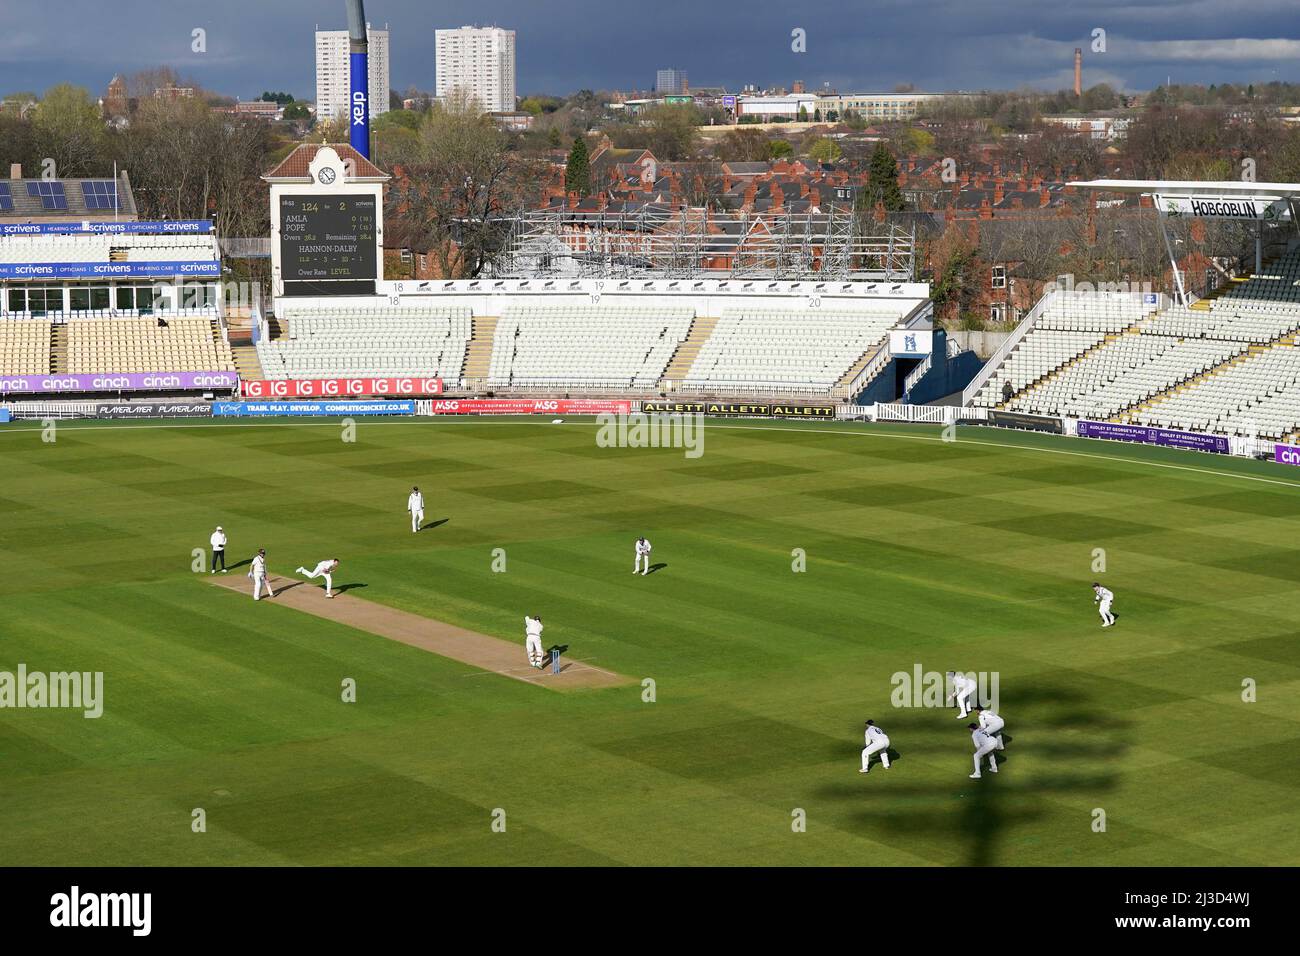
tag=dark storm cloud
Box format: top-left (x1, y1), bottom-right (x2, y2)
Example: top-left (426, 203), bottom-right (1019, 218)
top-left (2, 0), bottom-right (1298, 99)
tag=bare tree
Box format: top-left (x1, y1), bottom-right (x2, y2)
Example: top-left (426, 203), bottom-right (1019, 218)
top-left (115, 96), bottom-right (274, 237)
top-left (387, 91), bottom-right (549, 278)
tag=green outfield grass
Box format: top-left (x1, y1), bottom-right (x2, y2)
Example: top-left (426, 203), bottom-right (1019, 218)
top-left (1, 415), bottom-right (1298, 866)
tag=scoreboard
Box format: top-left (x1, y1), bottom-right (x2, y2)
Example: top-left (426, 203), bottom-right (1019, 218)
top-left (278, 194), bottom-right (378, 282)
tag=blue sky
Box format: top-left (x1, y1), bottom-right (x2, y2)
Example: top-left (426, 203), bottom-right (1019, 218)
top-left (3, 0), bottom-right (1299, 100)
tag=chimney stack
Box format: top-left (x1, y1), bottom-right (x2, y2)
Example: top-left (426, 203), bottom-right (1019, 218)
top-left (1074, 49), bottom-right (1083, 97)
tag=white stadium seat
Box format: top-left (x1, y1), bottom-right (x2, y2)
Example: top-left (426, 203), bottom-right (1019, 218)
top-left (976, 256), bottom-right (1300, 440)
top-left (65, 317), bottom-right (234, 373)
top-left (0, 319), bottom-right (52, 374)
top-left (680, 308), bottom-right (901, 394)
top-left (488, 305), bottom-right (694, 390)
top-left (258, 305), bottom-right (472, 382)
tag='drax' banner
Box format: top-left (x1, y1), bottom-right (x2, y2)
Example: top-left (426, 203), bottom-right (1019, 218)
top-left (641, 400), bottom-right (836, 419)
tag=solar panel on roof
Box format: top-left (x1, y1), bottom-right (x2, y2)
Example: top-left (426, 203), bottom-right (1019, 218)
top-left (82, 180), bottom-right (118, 210)
top-left (0, 182), bottom-right (11, 212)
top-left (26, 180), bottom-right (68, 210)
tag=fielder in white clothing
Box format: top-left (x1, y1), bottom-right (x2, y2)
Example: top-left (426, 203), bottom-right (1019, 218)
top-left (859, 720), bottom-right (892, 774)
top-left (974, 705), bottom-right (1006, 751)
top-left (968, 723), bottom-right (1000, 778)
top-left (633, 536), bottom-right (652, 575)
top-left (248, 548), bottom-right (274, 600)
top-left (947, 670), bottom-right (977, 719)
top-left (1094, 583), bottom-right (1115, 627)
top-left (297, 558), bottom-right (340, 597)
top-left (408, 486), bottom-right (425, 533)
top-left (525, 615), bottom-right (545, 669)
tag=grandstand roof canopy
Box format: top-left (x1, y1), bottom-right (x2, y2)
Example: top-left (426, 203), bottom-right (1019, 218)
top-left (1071, 179), bottom-right (1300, 199)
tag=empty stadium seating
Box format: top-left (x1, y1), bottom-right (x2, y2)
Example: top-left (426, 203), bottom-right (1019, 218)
top-left (680, 308), bottom-right (900, 394)
top-left (973, 293), bottom-right (1151, 406)
top-left (0, 319), bottom-right (52, 374)
top-left (258, 305), bottom-right (471, 381)
top-left (66, 317), bottom-right (234, 373)
top-left (975, 252), bottom-right (1300, 439)
top-left (488, 305), bottom-right (693, 389)
top-left (1133, 342), bottom-right (1300, 437)
top-left (0, 233), bottom-right (219, 266)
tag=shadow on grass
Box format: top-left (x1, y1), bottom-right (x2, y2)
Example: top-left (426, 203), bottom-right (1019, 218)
top-left (833, 682), bottom-right (1131, 866)
top-left (420, 518), bottom-right (450, 532)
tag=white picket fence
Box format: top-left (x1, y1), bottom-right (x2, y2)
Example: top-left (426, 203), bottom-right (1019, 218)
top-left (835, 402), bottom-right (960, 424)
top-left (874, 402), bottom-right (956, 424)
top-left (2, 401), bottom-right (101, 419)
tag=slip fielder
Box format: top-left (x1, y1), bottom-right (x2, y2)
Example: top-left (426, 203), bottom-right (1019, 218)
top-left (974, 705), bottom-right (1006, 751)
top-left (947, 670), bottom-right (976, 719)
top-left (968, 723), bottom-right (1000, 778)
top-left (859, 720), bottom-right (892, 774)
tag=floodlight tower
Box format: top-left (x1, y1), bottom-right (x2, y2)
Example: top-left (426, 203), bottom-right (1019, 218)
top-left (346, 0), bottom-right (371, 158)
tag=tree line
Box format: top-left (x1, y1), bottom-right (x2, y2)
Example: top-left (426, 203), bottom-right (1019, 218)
top-left (0, 83), bottom-right (278, 240)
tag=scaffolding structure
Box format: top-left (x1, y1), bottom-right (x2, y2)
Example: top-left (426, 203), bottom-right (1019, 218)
top-left (491, 205), bottom-right (915, 281)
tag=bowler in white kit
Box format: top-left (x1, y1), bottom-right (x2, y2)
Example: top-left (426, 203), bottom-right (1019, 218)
top-left (297, 558), bottom-right (340, 598)
top-left (859, 719), bottom-right (892, 774)
top-left (408, 486), bottom-right (425, 533)
top-left (525, 615), bottom-right (545, 669)
top-left (634, 536), bottom-right (652, 575)
top-left (1094, 583), bottom-right (1115, 627)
